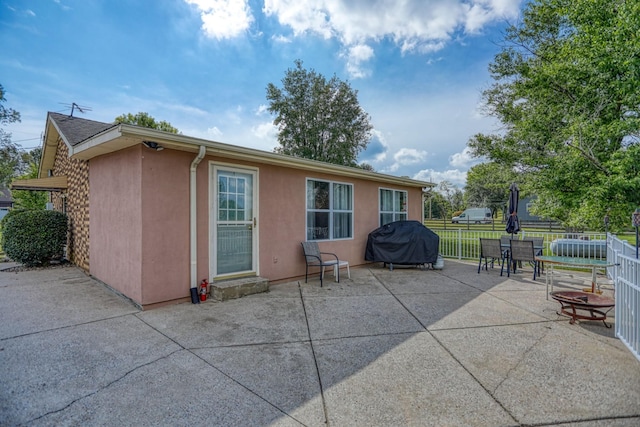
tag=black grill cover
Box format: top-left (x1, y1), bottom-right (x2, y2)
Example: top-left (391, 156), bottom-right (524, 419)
top-left (365, 221), bottom-right (439, 265)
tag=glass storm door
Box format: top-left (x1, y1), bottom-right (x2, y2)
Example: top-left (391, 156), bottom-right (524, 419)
top-left (213, 167), bottom-right (256, 276)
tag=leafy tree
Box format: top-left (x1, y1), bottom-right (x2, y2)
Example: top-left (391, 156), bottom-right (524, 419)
top-left (358, 162), bottom-right (375, 171)
top-left (0, 83), bottom-right (27, 188)
top-left (0, 135), bottom-right (28, 188)
top-left (468, 0), bottom-right (640, 232)
top-left (266, 60), bottom-right (373, 166)
top-left (0, 84), bottom-right (20, 125)
top-left (12, 148), bottom-right (47, 210)
top-left (114, 112), bottom-right (179, 134)
top-left (464, 162), bottom-right (518, 217)
top-left (424, 190), bottom-right (449, 220)
top-left (435, 181), bottom-right (464, 218)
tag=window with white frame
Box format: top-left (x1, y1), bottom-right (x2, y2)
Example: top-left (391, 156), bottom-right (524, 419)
top-left (306, 179), bottom-right (353, 240)
top-left (379, 188), bottom-right (407, 226)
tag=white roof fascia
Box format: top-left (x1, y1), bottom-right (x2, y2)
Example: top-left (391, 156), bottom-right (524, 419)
top-left (71, 124), bottom-right (434, 189)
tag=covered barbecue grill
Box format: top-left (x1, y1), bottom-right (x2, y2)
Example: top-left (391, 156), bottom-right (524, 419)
top-left (365, 220), bottom-right (440, 270)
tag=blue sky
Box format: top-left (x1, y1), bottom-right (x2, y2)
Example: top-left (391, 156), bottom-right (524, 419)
top-left (1, 0), bottom-right (523, 187)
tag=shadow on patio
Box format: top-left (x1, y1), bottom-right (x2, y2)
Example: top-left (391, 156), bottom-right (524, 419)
top-left (1, 260), bottom-right (638, 426)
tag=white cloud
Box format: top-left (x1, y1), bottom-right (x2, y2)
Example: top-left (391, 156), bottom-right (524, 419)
top-left (207, 126), bottom-right (223, 139)
top-left (185, 0), bottom-right (254, 40)
top-left (26, 9), bottom-right (35, 16)
top-left (369, 129), bottom-right (388, 162)
top-left (263, 0), bottom-right (333, 39)
top-left (383, 147), bottom-right (428, 173)
top-left (252, 121), bottom-right (277, 140)
top-left (413, 168), bottom-right (467, 187)
top-left (53, 0), bottom-right (71, 11)
top-left (262, 0), bottom-right (520, 77)
top-left (271, 34), bottom-right (292, 43)
top-left (449, 146), bottom-right (479, 168)
top-left (342, 44), bottom-right (374, 78)
top-left (255, 104), bottom-right (269, 116)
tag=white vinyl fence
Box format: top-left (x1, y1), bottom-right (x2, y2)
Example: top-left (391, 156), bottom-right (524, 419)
top-left (609, 235), bottom-right (640, 362)
top-left (434, 229), bottom-right (606, 261)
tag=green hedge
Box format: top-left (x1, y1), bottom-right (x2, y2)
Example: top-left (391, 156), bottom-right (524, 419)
top-left (1, 210), bottom-right (68, 266)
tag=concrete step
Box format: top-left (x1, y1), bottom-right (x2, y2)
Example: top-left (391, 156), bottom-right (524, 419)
top-left (211, 276), bottom-right (269, 301)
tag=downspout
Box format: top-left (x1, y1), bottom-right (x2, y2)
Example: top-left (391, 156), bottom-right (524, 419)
top-left (190, 146), bottom-right (207, 294)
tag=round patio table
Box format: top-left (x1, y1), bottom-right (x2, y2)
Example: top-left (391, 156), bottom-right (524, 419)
top-left (550, 291), bottom-right (615, 328)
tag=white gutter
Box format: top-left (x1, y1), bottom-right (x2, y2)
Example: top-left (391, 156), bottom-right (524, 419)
top-left (70, 124), bottom-right (434, 190)
top-left (190, 145), bottom-right (207, 289)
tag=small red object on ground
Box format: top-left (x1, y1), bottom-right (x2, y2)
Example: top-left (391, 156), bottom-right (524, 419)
top-left (200, 279), bottom-right (208, 302)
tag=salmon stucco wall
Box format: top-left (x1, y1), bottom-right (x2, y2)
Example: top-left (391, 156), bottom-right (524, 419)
top-left (198, 157), bottom-right (422, 281)
top-left (91, 146), bottom-right (425, 306)
top-left (139, 149), bottom-right (191, 305)
top-left (90, 146), bottom-right (143, 302)
top-left (90, 147), bottom-right (195, 306)
top-left (248, 163), bottom-right (424, 282)
top-left (91, 147), bottom-right (193, 306)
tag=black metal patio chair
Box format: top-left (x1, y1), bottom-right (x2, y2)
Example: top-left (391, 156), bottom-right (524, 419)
top-left (301, 241), bottom-right (341, 287)
top-left (478, 238), bottom-right (507, 276)
top-left (508, 239), bottom-right (540, 280)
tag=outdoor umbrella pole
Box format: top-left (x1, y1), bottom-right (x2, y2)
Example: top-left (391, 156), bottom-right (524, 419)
top-left (505, 183), bottom-right (520, 272)
top-left (506, 182), bottom-right (520, 238)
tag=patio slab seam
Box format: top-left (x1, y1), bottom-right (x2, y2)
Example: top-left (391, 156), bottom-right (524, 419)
top-left (297, 280), bottom-right (330, 425)
top-left (368, 266), bottom-right (525, 424)
top-left (133, 308), bottom-right (308, 425)
top-left (24, 347), bottom-right (184, 425)
top-left (0, 312), bottom-right (140, 342)
top-left (427, 324), bottom-right (521, 425)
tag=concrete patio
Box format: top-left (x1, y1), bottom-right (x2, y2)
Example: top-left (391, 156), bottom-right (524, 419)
top-left (1, 260), bottom-right (638, 426)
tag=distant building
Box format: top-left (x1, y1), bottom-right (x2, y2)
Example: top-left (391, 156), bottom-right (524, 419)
top-left (0, 187), bottom-right (13, 219)
top-left (517, 196), bottom-right (544, 221)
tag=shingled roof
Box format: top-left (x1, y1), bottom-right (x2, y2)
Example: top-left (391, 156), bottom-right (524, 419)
top-left (49, 112), bottom-right (116, 146)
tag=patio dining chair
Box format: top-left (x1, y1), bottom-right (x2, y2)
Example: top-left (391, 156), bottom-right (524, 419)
top-left (529, 237), bottom-right (544, 255)
top-left (499, 235), bottom-right (514, 251)
top-left (508, 239), bottom-right (540, 280)
top-left (301, 241), bottom-right (341, 287)
top-left (477, 238), bottom-right (507, 276)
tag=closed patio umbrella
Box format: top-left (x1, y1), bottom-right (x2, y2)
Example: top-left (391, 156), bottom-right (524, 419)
top-left (505, 182), bottom-right (520, 237)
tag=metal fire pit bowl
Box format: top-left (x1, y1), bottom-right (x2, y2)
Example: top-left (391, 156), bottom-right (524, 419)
top-left (550, 291), bottom-right (615, 328)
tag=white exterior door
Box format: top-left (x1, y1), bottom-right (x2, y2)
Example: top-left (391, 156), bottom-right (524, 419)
top-left (211, 165), bottom-right (258, 277)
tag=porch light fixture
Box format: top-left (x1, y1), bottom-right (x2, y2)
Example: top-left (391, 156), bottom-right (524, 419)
top-left (142, 141), bottom-right (164, 151)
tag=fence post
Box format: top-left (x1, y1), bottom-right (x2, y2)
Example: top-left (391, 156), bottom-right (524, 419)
top-left (458, 229), bottom-right (462, 260)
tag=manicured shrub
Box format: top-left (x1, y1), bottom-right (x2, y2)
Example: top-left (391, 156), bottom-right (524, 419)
top-left (1, 210), bottom-right (68, 266)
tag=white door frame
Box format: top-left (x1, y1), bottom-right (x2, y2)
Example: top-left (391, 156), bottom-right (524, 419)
top-left (210, 162), bottom-right (259, 279)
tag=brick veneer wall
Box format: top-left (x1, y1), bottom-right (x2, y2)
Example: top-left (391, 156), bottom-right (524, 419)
top-left (51, 138), bottom-right (90, 270)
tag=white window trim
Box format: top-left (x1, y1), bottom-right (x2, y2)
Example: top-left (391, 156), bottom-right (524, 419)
top-left (379, 187), bottom-right (408, 226)
top-left (306, 177), bottom-right (354, 241)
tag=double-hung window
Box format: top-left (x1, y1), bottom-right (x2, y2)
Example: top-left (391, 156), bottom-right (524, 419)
top-left (306, 179), bottom-right (353, 240)
top-left (379, 188), bottom-right (407, 226)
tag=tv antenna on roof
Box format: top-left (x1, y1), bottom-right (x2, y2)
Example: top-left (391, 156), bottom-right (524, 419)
top-left (60, 102), bottom-right (92, 117)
